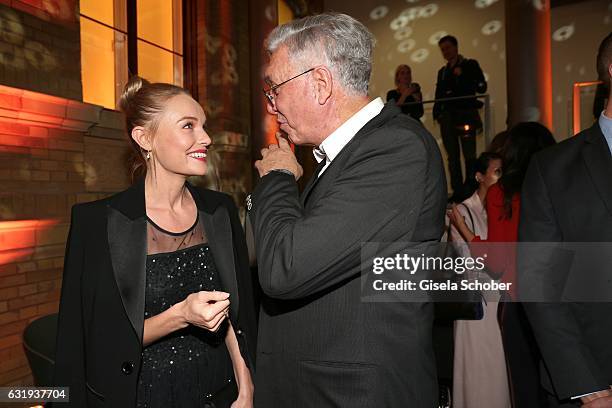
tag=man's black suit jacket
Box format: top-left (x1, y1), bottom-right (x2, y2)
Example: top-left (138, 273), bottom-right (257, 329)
top-left (519, 123), bottom-right (612, 401)
top-left (249, 103), bottom-right (447, 407)
top-left (52, 180), bottom-right (256, 407)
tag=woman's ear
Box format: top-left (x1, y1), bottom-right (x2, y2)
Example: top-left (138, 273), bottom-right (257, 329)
top-left (131, 126), bottom-right (151, 152)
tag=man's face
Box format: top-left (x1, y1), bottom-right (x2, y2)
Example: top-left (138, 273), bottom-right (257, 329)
top-left (439, 41), bottom-right (458, 62)
top-left (264, 46), bottom-right (316, 146)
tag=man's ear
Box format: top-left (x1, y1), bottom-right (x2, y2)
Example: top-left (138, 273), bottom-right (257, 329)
top-left (131, 126), bottom-right (151, 152)
top-left (312, 66), bottom-right (333, 105)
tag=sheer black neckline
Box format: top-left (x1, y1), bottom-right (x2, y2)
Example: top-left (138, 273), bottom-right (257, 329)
top-left (146, 212), bottom-right (199, 236)
top-left (146, 242), bottom-right (209, 258)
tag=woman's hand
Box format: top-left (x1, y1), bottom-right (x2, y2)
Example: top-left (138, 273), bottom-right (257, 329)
top-left (399, 83), bottom-right (414, 97)
top-left (447, 205), bottom-right (466, 228)
top-left (178, 291), bottom-right (230, 332)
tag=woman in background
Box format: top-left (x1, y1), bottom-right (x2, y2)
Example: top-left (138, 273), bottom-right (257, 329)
top-left (449, 122), bottom-right (556, 408)
top-left (53, 77), bottom-right (255, 407)
top-left (386, 64), bottom-right (424, 121)
top-left (450, 152), bottom-right (510, 408)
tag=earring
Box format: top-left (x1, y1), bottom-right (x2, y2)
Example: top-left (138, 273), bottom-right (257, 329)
top-left (146, 150), bottom-right (151, 160)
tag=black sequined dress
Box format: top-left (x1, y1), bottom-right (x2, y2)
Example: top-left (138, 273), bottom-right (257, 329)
top-left (136, 214), bottom-right (234, 408)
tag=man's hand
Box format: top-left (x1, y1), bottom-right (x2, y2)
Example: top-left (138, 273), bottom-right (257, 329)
top-left (581, 388), bottom-right (612, 407)
top-left (254, 133), bottom-right (303, 180)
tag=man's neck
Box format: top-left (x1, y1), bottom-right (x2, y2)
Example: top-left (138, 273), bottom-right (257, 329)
top-left (447, 55), bottom-right (461, 67)
top-left (316, 95), bottom-right (371, 146)
top-left (604, 96), bottom-right (612, 119)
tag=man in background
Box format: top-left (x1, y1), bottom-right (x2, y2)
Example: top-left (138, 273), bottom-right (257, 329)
top-left (433, 35), bottom-right (487, 202)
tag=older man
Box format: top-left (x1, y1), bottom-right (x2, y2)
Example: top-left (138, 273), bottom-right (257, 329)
top-left (248, 13), bottom-right (446, 407)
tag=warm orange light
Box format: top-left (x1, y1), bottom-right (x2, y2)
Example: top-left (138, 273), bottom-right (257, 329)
top-left (0, 219), bottom-right (59, 264)
top-left (81, 18), bottom-right (117, 109)
top-left (572, 81), bottom-right (603, 135)
top-left (463, 124), bottom-right (470, 131)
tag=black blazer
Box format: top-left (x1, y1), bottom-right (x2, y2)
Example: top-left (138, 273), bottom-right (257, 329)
top-left (519, 123), bottom-right (612, 401)
top-left (52, 180), bottom-right (256, 407)
top-left (248, 103), bottom-right (447, 407)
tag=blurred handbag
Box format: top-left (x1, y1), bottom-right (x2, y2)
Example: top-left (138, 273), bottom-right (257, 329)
top-left (434, 203), bottom-right (484, 322)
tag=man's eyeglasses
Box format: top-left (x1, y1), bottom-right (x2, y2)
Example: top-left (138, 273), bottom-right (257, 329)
top-left (263, 68), bottom-right (314, 106)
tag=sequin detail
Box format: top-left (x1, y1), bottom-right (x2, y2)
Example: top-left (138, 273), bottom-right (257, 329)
top-left (136, 242), bottom-right (233, 407)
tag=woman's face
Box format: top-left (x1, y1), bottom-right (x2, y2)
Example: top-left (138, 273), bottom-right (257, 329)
top-left (397, 66), bottom-right (412, 86)
top-left (150, 94), bottom-right (212, 178)
top-left (478, 158), bottom-right (502, 189)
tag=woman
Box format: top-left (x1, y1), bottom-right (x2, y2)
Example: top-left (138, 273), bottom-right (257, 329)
top-left (53, 77), bottom-right (255, 407)
top-left (449, 152), bottom-right (510, 408)
top-left (386, 64), bottom-right (424, 121)
top-left (449, 122), bottom-right (556, 408)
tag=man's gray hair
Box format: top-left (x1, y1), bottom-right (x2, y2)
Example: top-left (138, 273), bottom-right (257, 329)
top-left (265, 12), bottom-right (375, 96)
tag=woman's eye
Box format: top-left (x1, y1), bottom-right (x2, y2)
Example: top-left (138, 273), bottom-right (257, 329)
top-left (183, 122), bottom-right (193, 129)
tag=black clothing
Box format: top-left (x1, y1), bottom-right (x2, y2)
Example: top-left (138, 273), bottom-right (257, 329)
top-left (248, 104), bottom-right (447, 407)
top-left (519, 123), bottom-right (612, 402)
top-left (433, 55), bottom-right (487, 200)
top-left (52, 180), bottom-right (256, 407)
top-left (136, 215), bottom-right (234, 408)
top-left (386, 87), bottom-right (424, 121)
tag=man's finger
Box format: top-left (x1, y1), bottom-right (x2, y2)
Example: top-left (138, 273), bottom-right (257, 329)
top-left (268, 143), bottom-right (279, 150)
top-left (260, 147), bottom-right (269, 158)
top-left (277, 133), bottom-right (291, 150)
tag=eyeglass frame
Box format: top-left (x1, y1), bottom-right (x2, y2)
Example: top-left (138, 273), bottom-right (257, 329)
top-left (262, 67), bottom-right (315, 106)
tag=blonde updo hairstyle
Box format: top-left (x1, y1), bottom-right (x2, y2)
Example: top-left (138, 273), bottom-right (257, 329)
top-left (118, 76), bottom-right (191, 180)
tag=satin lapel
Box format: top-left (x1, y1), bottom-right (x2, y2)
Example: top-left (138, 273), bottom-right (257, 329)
top-left (107, 207), bottom-right (147, 343)
top-left (582, 126), bottom-right (612, 216)
top-left (200, 205), bottom-right (240, 318)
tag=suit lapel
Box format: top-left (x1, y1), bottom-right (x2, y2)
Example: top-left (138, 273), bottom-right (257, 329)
top-left (582, 124), bottom-right (612, 216)
top-left (189, 185), bottom-right (240, 319)
top-left (107, 179), bottom-right (147, 343)
top-left (300, 103), bottom-right (401, 207)
top-left (300, 159), bottom-right (327, 206)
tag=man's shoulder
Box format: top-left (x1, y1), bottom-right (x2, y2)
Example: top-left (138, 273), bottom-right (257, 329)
top-left (535, 128), bottom-right (589, 166)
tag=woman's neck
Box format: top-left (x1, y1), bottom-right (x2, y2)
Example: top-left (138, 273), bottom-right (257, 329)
top-left (144, 172), bottom-right (189, 211)
top-left (477, 185), bottom-right (488, 207)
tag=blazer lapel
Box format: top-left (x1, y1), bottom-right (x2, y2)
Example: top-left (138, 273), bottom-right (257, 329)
top-left (190, 185), bottom-right (240, 319)
top-left (300, 159), bottom-right (327, 206)
top-left (582, 124), bottom-right (612, 216)
top-left (107, 179), bottom-right (147, 343)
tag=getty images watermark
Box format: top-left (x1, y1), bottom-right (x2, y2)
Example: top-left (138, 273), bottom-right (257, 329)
top-left (371, 252), bottom-right (512, 292)
top-left (360, 242), bottom-right (612, 302)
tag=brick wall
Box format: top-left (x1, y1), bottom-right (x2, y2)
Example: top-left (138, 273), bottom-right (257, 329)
top-left (0, 85), bottom-right (129, 387)
top-left (0, 1), bottom-right (81, 101)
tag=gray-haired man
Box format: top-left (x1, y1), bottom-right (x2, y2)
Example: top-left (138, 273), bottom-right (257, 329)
top-left (249, 12), bottom-right (446, 407)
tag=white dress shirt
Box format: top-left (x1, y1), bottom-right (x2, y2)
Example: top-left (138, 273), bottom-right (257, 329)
top-left (312, 97), bottom-right (385, 176)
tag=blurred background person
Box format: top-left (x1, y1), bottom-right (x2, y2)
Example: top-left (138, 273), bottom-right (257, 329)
top-left (521, 32), bottom-right (612, 408)
top-left (449, 151), bottom-right (510, 408)
top-left (449, 121), bottom-right (556, 408)
top-left (434, 35), bottom-right (487, 203)
top-left (386, 64), bottom-right (424, 121)
top-left (488, 130), bottom-right (509, 155)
